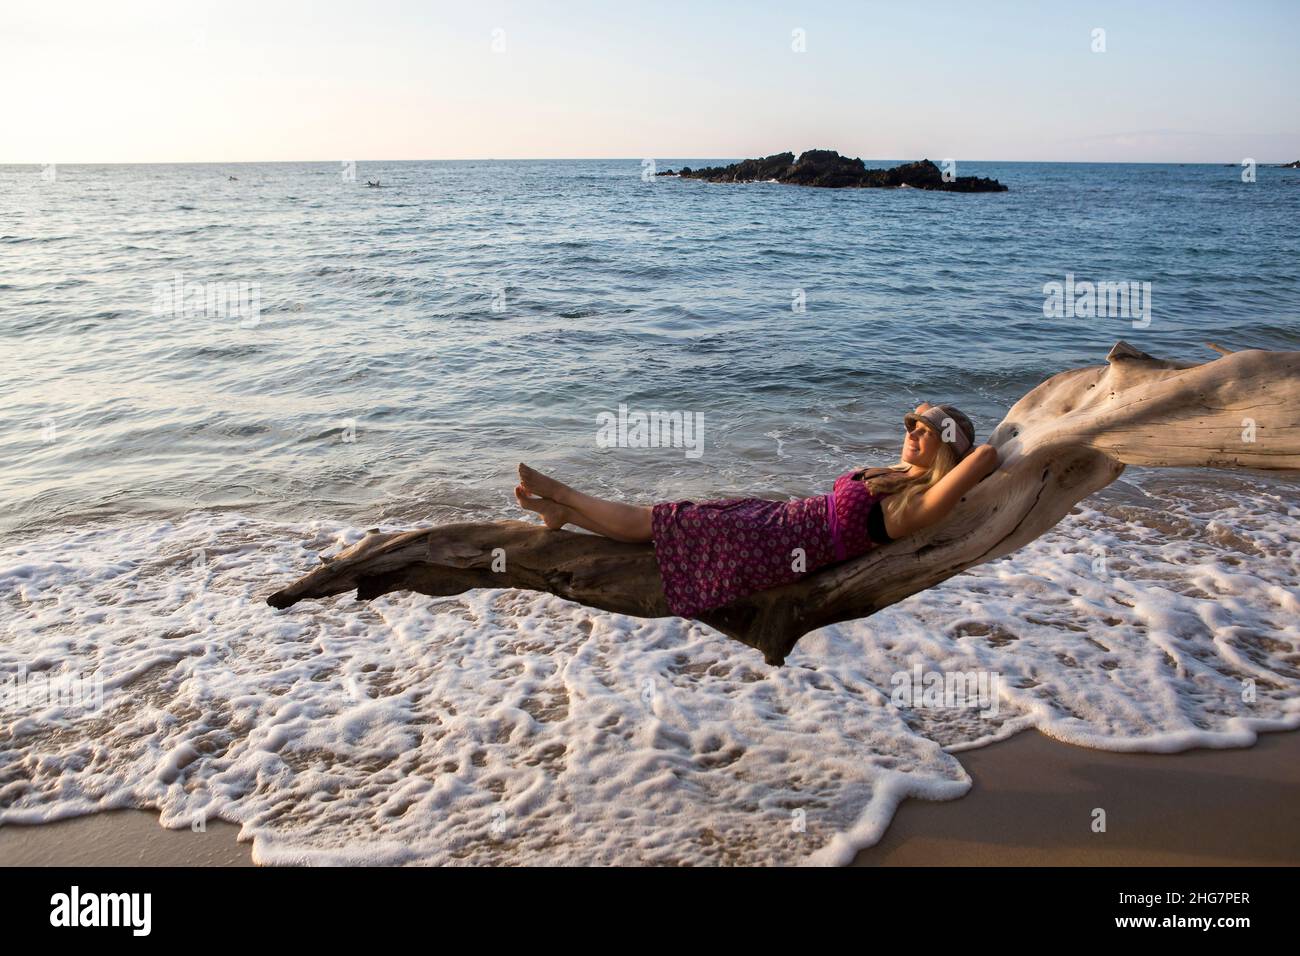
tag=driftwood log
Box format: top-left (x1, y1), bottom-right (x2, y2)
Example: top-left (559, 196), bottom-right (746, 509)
top-left (267, 341), bottom-right (1300, 665)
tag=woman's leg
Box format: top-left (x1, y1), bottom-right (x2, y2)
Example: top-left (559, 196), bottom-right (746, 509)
top-left (516, 463), bottom-right (654, 543)
top-left (515, 486), bottom-right (648, 542)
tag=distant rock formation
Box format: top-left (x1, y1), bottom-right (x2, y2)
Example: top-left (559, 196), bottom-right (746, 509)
top-left (656, 149), bottom-right (1008, 192)
top-left (1278, 160), bottom-right (1300, 168)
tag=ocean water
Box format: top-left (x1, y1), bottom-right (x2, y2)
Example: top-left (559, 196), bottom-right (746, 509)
top-left (1, 159), bottom-right (1298, 865)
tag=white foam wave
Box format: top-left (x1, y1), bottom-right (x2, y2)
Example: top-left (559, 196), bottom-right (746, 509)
top-left (1, 470), bottom-right (1296, 864)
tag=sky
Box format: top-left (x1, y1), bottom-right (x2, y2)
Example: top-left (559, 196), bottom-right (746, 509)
top-left (2, 0), bottom-right (1297, 164)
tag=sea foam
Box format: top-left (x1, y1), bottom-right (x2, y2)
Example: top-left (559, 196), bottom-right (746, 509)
top-left (1, 470), bottom-right (1296, 865)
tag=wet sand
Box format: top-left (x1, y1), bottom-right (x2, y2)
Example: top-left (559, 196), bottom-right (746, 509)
top-left (0, 810), bottom-right (254, 867)
top-left (853, 728), bottom-right (1300, 866)
top-left (2, 729), bottom-right (1297, 866)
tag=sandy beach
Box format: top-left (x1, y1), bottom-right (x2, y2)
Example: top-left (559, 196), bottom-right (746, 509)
top-left (4, 728), bottom-right (1296, 867)
top-left (853, 728), bottom-right (1300, 866)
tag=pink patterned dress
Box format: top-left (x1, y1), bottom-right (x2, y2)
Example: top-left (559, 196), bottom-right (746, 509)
top-left (651, 468), bottom-right (896, 618)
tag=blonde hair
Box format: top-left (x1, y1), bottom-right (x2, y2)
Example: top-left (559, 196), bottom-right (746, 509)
top-left (857, 439), bottom-right (961, 515)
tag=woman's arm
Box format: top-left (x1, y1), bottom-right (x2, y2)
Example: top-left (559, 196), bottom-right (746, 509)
top-left (884, 444), bottom-right (1001, 538)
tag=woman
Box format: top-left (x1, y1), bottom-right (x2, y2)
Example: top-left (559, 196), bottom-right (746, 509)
top-left (514, 402), bottom-right (1001, 618)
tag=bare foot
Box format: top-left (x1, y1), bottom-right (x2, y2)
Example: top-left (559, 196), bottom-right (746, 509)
top-left (518, 462), bottom-right (569, 504)
top-left (515, 484), bottom-right (568, 530)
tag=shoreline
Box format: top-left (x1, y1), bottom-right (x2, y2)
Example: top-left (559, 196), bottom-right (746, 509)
top-left (3, 728), bottom-right (1297, 867)
top-left (852, 728), bottom-right (1300, 866)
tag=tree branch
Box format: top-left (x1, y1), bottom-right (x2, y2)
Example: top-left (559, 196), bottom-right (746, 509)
top-left (267, 342), bottom-right (1300, 666)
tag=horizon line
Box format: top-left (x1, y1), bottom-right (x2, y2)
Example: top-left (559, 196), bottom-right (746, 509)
top-left (4, 157), bottom-right (1296, 167)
